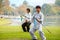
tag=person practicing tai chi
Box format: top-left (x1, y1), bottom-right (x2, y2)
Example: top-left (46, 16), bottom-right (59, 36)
top-left (29, 6), bottom-right (46, 40)
top-left (22, 8), bottom-right (31, 32)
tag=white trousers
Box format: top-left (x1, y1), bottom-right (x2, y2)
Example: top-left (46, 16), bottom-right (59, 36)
top-left (29, 24), bottom-right (46, 40)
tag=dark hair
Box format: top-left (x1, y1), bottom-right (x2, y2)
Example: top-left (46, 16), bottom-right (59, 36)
top-left (27, 8), bottom-right (30, 12)
top-left (36, 5), bottom-right (41, 9)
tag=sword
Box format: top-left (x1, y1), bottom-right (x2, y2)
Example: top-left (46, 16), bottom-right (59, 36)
top-left (44, 26), bottom-right (52, 33)
top-left (35, 18), bottom-right (52, 33)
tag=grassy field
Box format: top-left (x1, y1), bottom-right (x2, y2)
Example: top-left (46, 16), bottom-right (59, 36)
top-left (0, 18), bottom-right (60, 40)
top-left (0, 26), bottom-right (60, 40)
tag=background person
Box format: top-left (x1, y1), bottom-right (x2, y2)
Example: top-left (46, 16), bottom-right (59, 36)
top-left (22, 8), bottom-right (31, 32)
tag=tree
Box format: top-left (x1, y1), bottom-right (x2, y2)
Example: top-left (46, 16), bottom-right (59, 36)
top-left (0, 0), bottom-right (2, 8)
top-left (0, 0), bottom-right (3, 10)
top-left (23, 1), bottom-right (28, 6)
top-left (0, 0), bottom-right (4, 14)
top-left (55, 0), bottom-right (60, 6)
top-left (41, 4), bottom-right (51, 15)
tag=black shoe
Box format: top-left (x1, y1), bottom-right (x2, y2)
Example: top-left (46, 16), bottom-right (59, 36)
top-left (33, 39), bottom-right (37, 40)
top-left (24, 31), bottom-right (26, 32)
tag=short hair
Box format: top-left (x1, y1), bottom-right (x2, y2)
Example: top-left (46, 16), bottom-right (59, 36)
top-left (27, 8), bottom-right (30, 12)
top-left (36, 5), bottom-right (41, 9)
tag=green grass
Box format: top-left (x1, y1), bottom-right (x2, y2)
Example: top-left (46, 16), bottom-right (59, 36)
top-left (0, 18), bottom-right (60, 40)
top-left (0, 26), bottom-right (60, 40)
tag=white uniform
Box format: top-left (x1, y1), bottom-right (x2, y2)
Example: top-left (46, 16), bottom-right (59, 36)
top-left (24, 13), bottom-right (31, 22)
top-left (22, 13), bottom-right (31, 23)
top-left (22, 13), bottom-right (31, 32)
top-left (29, 12), bottom-right (46, 40)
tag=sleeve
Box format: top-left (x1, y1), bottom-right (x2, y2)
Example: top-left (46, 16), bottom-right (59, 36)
top-left (29, 13), bottom-right (32, 21)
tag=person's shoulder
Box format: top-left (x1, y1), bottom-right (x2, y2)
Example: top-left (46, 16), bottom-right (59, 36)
top-left (40, 12), bottom-right (43, 14)
top-left (39, 12), bottom-right (44, 17)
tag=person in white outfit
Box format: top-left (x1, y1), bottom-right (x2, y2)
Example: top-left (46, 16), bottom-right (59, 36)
top-left (29, 6), bottom-right (46, 40)
top-left (22, 8), bottom-right (31, 32)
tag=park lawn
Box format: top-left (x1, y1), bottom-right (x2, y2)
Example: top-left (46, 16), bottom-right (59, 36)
top-left (0, 18), bottom-right (60, 40)
top-left (0, 26), bottom-right (60, 40)
top-left (0, 18), bottom-right (11, 25)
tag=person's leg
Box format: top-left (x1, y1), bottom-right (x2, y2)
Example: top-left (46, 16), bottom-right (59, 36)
top-left (22, 23), bottom-right (26, 32)
top-left (27, 25), bottom-right (30, 32)
top-left (29, 27), bottom-right (37, 40)
top-left (38, 24), bottom-right (46, 40)
top-left (27, 22), bottom-right (31, 32)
